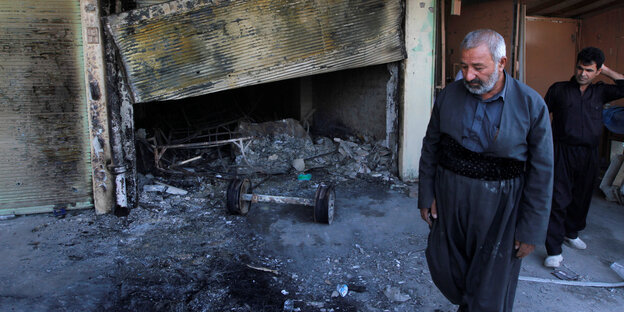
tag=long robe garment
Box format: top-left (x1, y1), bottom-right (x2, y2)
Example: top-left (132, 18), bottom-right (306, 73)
top-left (418, 73), bottom-right (554, 312)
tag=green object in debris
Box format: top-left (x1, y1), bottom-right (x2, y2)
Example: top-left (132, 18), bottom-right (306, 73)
top-left (297, 174), bottom-right (312, 181)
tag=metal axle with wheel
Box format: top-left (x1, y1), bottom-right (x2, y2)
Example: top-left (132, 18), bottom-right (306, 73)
top-left (226, 178), bottom-right (335, 224)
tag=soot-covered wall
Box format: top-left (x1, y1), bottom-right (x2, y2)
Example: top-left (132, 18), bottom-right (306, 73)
top-left (310, 64), bottom-right (393, 141)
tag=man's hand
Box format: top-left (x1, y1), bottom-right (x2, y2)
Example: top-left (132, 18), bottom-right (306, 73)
top-left (420, 199), bottom-right (437, 227)
top-left (601, 64), bottom-right (624, 80)
top-left (514, 240), bottom-right (535, 258)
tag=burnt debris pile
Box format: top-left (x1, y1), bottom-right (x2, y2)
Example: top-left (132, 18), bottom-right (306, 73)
top-left (136, 118), bottom-right (404, 188)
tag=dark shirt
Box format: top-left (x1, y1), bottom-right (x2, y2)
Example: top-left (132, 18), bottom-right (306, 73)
top-left (461, 78), bottom-right (506, 152)
top-left (546, 77), bottom-right (624, 147)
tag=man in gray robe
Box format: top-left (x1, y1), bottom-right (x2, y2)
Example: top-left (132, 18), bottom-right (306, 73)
top-left (418, 29), bottom-right (554, 311)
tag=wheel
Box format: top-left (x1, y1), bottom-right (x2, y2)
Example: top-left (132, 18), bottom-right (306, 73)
top-left (226, 178), bottom-right (251, 215)
top-left (314, 184), bottom-right (335, 224)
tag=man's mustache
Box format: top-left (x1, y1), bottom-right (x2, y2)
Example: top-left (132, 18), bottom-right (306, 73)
top-left (465, 78), bottom-right (483, 85)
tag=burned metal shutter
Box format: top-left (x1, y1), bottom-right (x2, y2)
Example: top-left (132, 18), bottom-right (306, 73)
top-left (0, 1), bottom-right (93, 214)
top-left (135, 0), bottom-right (170, 7)
top-left (105, 0), bottom-right (405, 103)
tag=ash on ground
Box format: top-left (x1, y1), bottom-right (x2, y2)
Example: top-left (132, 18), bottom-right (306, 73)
top-left (2, 119), bottom-right (449, 312)
top-left (118, 118), bottom-right (421, 311)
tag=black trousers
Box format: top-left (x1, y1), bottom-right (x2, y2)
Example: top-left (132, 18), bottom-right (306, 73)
top-left (428, 167), bottom-right (523, 312)
top-left (545, 143), bottom-right (598, 255)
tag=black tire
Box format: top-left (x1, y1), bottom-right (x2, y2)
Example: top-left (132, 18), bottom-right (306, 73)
top-left (226, 179), bottom-right (251, 215)
top-left (314, 184), bottom-right (335, 224)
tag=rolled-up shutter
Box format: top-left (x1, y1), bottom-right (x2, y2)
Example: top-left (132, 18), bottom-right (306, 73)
top-left (105, 0), bottom-right (405, 103)
top-left (0, 1), bottom-right (92, 214)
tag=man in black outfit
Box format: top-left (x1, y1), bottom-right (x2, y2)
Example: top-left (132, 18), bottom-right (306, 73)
top-left (544, 47), bottom-right (624, 268)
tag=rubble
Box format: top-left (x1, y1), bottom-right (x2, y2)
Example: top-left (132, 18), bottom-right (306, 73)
top-left (136, 117), bottom-right (407, 194)
top-left (383, 285), bottom-right (411, 302)
top-left (230, 118), bottom-right (404, 189)
top-left (233, 119), bottom-right (329, 175)
top-left (143, 183), bottom-right (188, 195)
top-left (292, 158), bottom-right (306, 172)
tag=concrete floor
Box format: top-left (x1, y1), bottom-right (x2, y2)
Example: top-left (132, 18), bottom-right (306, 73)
top-left (1, 179), bottom-right (623, 311)
top-left (256, 183), bottom-right (624, 311)
top-left (514, 193), bottom-right (624, 311)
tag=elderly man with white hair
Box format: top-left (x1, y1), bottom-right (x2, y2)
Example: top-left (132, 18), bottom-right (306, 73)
top-left (418, 29), bottom-right (554, 311)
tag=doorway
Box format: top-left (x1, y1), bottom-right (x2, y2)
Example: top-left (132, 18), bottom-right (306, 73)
top-left (525, 16), bottom-right (580, 97)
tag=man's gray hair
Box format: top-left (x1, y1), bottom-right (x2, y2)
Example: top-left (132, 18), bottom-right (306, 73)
top-left (461, 29), bottom-right (506, 63)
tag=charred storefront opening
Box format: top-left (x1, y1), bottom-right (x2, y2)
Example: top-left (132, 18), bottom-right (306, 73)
top-left (102, 0), bottom-right (406, 213)
top-left (133, 64), bottom-right (401, 185)
top-left (110, 64), bottom-right (404, 309)
top-left (133, 78), bottom-right (299, 175)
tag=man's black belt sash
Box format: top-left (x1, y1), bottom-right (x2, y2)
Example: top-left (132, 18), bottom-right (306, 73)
top-left (438, 133), bottom-right (525, 181)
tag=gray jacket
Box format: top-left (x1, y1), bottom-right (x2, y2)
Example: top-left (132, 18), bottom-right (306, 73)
top-left (418, 72), bottom-right (554, 245)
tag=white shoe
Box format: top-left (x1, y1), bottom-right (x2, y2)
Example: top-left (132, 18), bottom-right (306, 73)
top-left (564, 237), bottom-right (587, 250)
top-left (544, 254), bottom-right (563, 268)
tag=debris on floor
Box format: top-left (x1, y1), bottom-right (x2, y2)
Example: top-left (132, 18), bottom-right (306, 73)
top-left (552, 266), bottom-right (580, 281)
top-left (611, 261), bottom-right (624, 280)
top-left (232, 119), bottom-right (401, 185)
top-left (383, 285), bottom-right (412, 302)
top-left (136, 118), bottom-right (405, 191)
